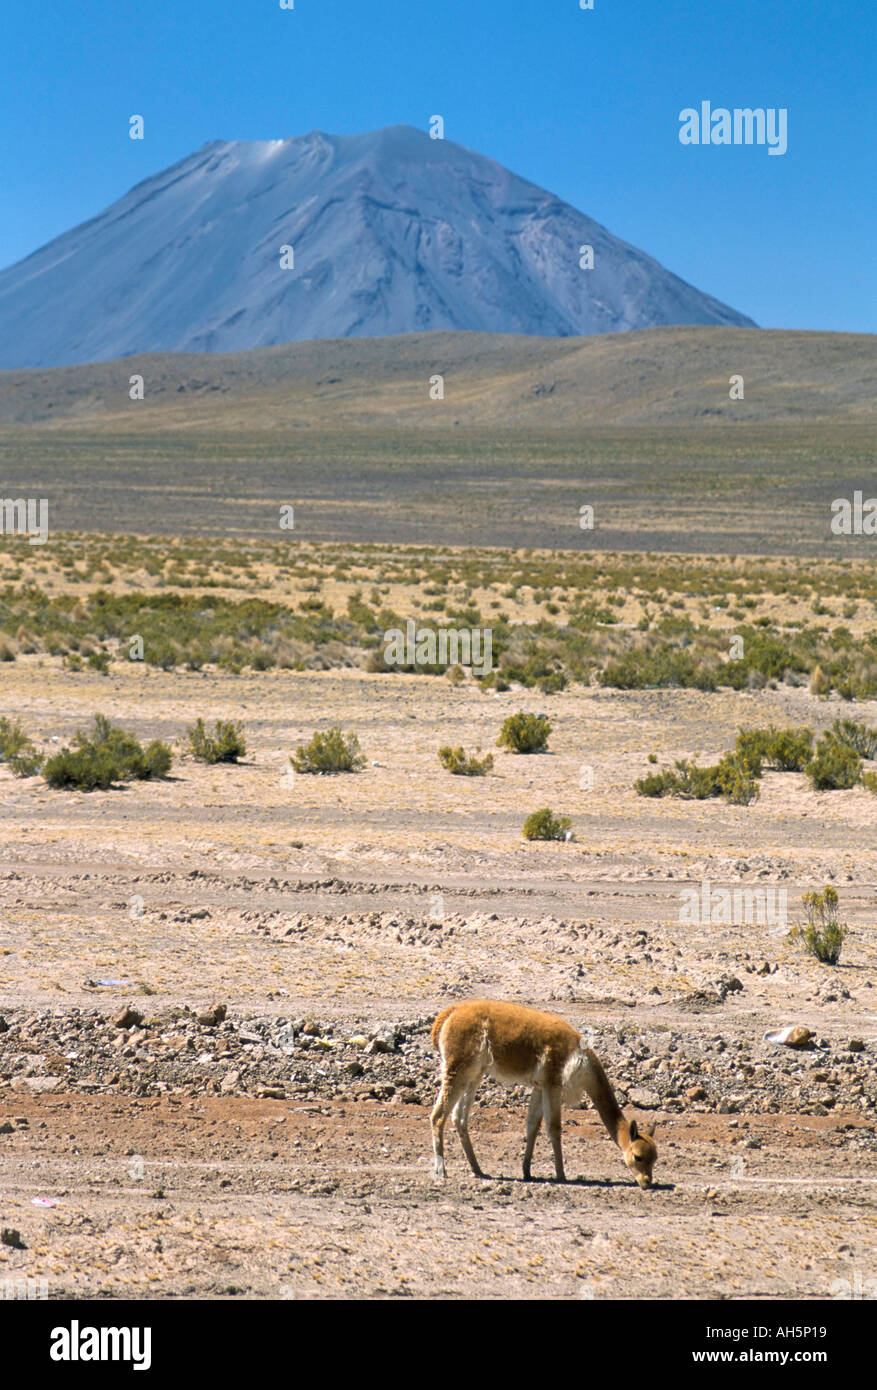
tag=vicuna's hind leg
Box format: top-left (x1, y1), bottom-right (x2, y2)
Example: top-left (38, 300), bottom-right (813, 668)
top-left (453, 1079), bottom-right (486, 1179)
top-left (522, 1086), bottom-right (543, 1180)
top-left (542, 1085), bottom-right (566, 1182)
top-left (431, 1071), bottom-right (469, 1179)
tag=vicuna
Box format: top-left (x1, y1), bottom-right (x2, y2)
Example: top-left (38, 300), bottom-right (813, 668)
top-left (431, 1000), bottom-right (657, 1188)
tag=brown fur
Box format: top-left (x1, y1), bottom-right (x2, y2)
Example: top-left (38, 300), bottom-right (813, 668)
top-left (430, 999), bottom-right (658, 1187)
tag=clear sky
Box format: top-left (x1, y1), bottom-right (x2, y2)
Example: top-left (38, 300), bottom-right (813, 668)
top-left (1, 0), bottom-right (873, 332)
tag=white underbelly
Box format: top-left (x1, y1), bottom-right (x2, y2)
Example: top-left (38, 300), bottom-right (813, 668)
top-left (487, 1062), bottom-right (538, 1087)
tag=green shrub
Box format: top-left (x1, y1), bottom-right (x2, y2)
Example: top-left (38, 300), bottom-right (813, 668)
top-left (86, 651), bottom-right (111, 675)
top-left (795, 886), bottom-right (846, 964)
top-left (669, 760), bottom-right (723, 799)
top-left (806, 735), bottom-right (861, 790)
top-left (829, 717), bottom-right (877, 760)
top-left (292, 727), bottom-right (365, 774)
top-left (714, 753), bottom-right (761, 805)
top-left (635, 769), bottom-right (680, 798)
top-left (438, 746), bottom-right (493, 776)
top-left (44, 746), bottom-right (117, 791)
top-left (188, 718), bottom-right (247, 764)
top-left (635, 755), bottom-right (758, 805)
top-left (522, 807), bottom-right (572, 841)
top-left (736, 725), bottom-right (812, 772)
top-left (0, 718), bottom-right (42, 777)
top-left (141, 740), bottom-right (173, 778)
top-left (43, 714), bottom-right (172, 790)
top-left (497, 712), bottom-right (551, 753)
top-left (861, 770), bottom-right (877, 794)
top-left (600, 649), bottom-right (718, 692)
top-left (764, 726), bottom-right (814, 771)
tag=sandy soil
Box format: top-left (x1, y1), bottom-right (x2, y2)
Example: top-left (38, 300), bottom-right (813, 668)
top-left (1, 661), bottom-right (876, 1299)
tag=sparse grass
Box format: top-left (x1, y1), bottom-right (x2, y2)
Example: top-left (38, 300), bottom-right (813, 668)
top-left (0, 717), bottom-right (42, 777)
top-left (736, 726), bottom-right (813, 771)
top-left (806, 734), bottom-right (861, 790)
top-left (437, 746), bottom-right (494, 776)
top-left (639, 720), bottom-right (873, 803)
top-left (187, 718), bottom-right (247, 764)
top-left (522, 807), bottom-right (572, 841)
top-left (497, 712), bottom-right (551, 754)
top-left (794, 886), bottom-right (847, 965)
top-left (5, 536), bottom-right (877, 699)
top-left (635, 754), bottom-right (759, 805)
top-left (292, 727), bottom-right (365, 774)
top-left (43, 713), bottom-right (172, 790)
top-left (829, 717), bottom-right (877, 759)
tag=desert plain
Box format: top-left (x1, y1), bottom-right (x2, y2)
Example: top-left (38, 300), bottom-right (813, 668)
top-left (1, 327), bottom-right (876, 1301)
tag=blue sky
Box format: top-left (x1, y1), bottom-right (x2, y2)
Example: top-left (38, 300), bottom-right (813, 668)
top-left (1, 0), bottom-right (873, 331)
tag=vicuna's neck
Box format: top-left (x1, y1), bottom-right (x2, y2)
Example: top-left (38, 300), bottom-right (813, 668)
top-left (582, 1049), bottom-right (630, 1149)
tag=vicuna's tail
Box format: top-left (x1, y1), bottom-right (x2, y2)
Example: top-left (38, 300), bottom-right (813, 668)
top-left (431, 1005), bottom-right (457, 1051)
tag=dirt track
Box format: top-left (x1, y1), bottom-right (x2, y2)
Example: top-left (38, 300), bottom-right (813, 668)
top-left (2, 1094), bottom-right (875, 1300)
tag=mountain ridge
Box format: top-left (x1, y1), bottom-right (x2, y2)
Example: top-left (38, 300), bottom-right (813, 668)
top-left (1, 326), bottom-right (872, 430)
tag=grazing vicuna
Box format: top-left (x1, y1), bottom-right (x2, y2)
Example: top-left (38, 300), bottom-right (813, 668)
top-left (430, 999), bottom-right (657, 1187)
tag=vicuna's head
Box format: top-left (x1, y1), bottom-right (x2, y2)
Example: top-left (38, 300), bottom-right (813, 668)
top-left (623, 1118), bottom-right (657, 1189)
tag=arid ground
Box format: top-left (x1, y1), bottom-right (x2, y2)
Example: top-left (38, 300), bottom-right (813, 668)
top-left (1, 649), bottom-right (876, 1299)
top-left (1, 325), bottom-right (875, 1298)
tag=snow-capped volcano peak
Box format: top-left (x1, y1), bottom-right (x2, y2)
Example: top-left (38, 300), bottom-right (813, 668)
top-left (0, 124), bottom-right (754, 368)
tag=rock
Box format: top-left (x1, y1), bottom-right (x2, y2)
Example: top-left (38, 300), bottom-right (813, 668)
top-left (686, 1086), bottom-right (707, 1101)
top-left (301, 1020), bottom-right (322, 1036)
top-left (764, 1025), bottom-right (813, 1048)
top-left (1, 1228), bottom-right (24, 1248)
top-left (366, 1028), bottom-right (399, 1055)
top-left (20, 1076), bottom-right (62, 1093)
top-left (345, 1061), bottom-right (365, 1079)
top-left (0, 1016), bottom-right (8, 1032)
top-left (718, 976), bottom-right (743, 996)
top-left (757, 961), bottom-right (773, 976)
top-left (258, 1086), bottom-right (285, 1100)
top-left (628, 1088), bottom-right (661, 1110)
top-left (113, 1005), bottom-right (143, 1030)
top-left (196, 1003), bottom-right (227, 1027)
top-left (219, 1071), bottom-right (240, 1093)
top-left (848, 1039), bottom-right (865, 1052)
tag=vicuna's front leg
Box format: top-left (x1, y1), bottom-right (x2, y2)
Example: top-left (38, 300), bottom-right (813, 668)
top-left (522, 1086), bottom-right (543, 1180)
top-left (542, 1085), bottom-right (566, 1182)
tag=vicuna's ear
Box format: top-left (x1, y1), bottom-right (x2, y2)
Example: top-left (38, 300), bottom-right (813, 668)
top-left (628, 1119), bottom-right (639, 1141)
top-left (645, 1122), bottom-right (657, 1138)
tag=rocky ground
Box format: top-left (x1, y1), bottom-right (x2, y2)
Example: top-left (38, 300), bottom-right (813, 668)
top-left (1, 660), bottom-right (876, 1298)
